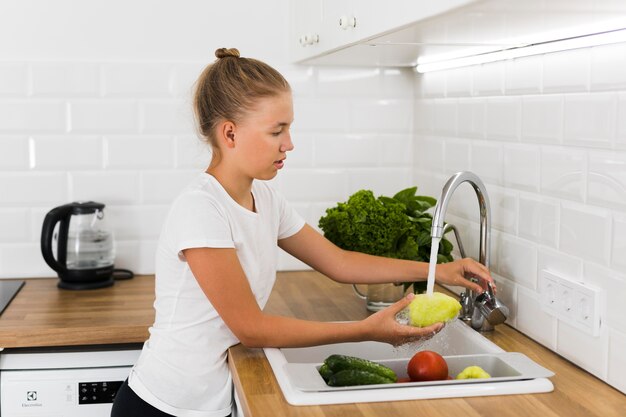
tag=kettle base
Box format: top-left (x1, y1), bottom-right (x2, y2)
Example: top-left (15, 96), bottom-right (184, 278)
top-left (57, 277), bottom-right (114, 290)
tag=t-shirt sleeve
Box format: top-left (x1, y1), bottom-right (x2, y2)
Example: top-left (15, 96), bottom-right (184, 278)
top-left (166, 191), bottom-right (234, 260)
top-left (275, 189), bottom-right (306, 240)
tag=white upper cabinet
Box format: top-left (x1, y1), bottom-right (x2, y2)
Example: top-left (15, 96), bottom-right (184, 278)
top-left (290, 0), bottom-right (478, 65)
top-left (291, 0), bottom-right (626, 67)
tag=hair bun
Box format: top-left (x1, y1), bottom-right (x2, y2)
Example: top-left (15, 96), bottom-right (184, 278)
top-left (215, 48), bottom-right (241, 59)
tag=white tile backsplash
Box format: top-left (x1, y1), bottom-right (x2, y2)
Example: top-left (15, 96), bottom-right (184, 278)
top-left (140, 100), bottom-right (194, 134)
top-left (70, 100), bottom-right (138, 133)
top-left (31, 63), bottom-right (100, 96)
top-left (102, 63), bottom-right (173, 97)
top-left (105, 135), bottom-right (173, 169)
top-left (0, 136), bottom-right (30, 170)
top-left (31, 135), bottom-right (103, 169)
top-left (0, 101), bottom-right (66, 132)
top-left (0, 64), bottom-right (28, 96)
top-left (70, 171), bottom-right (141, 204)
top-left (563, 93), bottom-right (616, 148)
top-left (0, 172), bottom-right (68, 204)
top-left (417, 40), bottom-right (626, 394)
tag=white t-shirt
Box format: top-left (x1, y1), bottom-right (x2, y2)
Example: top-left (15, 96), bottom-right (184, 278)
top-left (129, 173), bottom-right (305, 417)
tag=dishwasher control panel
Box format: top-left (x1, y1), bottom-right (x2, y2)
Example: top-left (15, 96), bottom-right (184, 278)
top-left (79, 380), bottom-right (124, 404)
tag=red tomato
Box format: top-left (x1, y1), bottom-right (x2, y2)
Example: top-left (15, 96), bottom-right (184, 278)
top-left (407, 350), bottom-right (448, 382)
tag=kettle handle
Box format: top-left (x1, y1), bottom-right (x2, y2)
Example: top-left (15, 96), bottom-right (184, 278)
top-left (40, 204), bottom-right (74, 273)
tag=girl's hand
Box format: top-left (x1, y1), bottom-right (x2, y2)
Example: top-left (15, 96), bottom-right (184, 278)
top-left (362, 293), bottom-right (444, 347)
top-left (435, 258), bottom-right (494, 294)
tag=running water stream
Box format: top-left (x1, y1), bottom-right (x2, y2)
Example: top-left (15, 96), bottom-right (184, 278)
top-left (425, 236), bottom-right (441, 296)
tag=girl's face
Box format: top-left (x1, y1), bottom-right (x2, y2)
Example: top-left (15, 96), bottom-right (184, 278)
top-left (233, 91), bottom-right (295, 180)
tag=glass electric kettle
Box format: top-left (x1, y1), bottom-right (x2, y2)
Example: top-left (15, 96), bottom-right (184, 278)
top-left (40, 201), bottom-right (132, 290)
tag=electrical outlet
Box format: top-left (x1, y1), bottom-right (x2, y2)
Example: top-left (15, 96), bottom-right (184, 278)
top-left (539, 270), bottom-right (602, 337)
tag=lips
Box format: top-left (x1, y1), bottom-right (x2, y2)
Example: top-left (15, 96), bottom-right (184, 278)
top-left (274, 158), bottom-right (285, 169)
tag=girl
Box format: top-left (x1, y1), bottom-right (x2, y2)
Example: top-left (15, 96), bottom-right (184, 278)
top-left (111, 48), bottom-right (493, 417)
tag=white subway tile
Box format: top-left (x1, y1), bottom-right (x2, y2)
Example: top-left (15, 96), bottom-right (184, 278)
top-left (0, 135), bottom-right (29, 169)
top-left (537, 247), bottom-right (583, 280)
top-left (496, 233), bottom-right (537, 289)
top-left (472, 61), bottom-right (505, 96)
top-left (381, 68), bottom-right (416, 99)
top-left (443, 139), bottom-right (470, 175)
top-left (503, 144), bottom-right (540, 192)
top-left (174, 135), bottom-right (212, 169)
top-left (588, 150), bottom-right (626, 210)
top-left (485, 97), bottom-right (520, 141)
top-left (518, 195), bottom-right (558, 247)
top-left (470, 141), bottom-right (503, 186)
top-left (0, 172), bottom-right (68, 204)
top-left (617, 92), bottom-right (626, 150)
top-left (505, 55), bottom-right (542, 95)
top-left (563, 93), bottom-right (616, 148)
top-left (414, 137), bottom-right (444, 174)
top-left (31, 63), bottom-right (99, 96)
top-left (141, 170), bottom-right (198, 203)
top-left (170, 62), bottom-right (206, 97)
top-left (521, 95), bottom-right (562, 144)
top-left (113, 239), bottom-right (157, 275)
top-left (432, 100), bottom-right (457, 136)
top-left (275, 169), bottom-right (348, 203)
top-left (608, 329), bottom-right (626, 393)
top-left (380, 135), bottom-right (412, 167)
top-left (350, 99), bottom-right (412, 132)
top-left (420, 71), bottom-right (445, 98)
top-left (70, 172), bottom-right (140, 204)
top-left (105, 135), bottom-right (173, 169)
top-left (102, 63), bottom-right (173, 96)
top-left (0, 209), bottom-right (30, 242)
top-left (445, 67), bottom-right (472, 97)
top-left (457, 98), bottom-right (485, 139)
top-left (31, 135), bottom-right (102, 169)
top-left (311, 202), bottom-right (334, 233)
top-left (315, 134), bottom-right (380, 167)
top-left (490, 186), bottom-right (518, 234)
top-left (292, 98), bottom-right (349, 131)
top-left (414, 100), bottom-right (434, 134)
top-left (583, 262), bottom-right (626, 335)
top-left (0, 101), bottom-right (66, 132)
top-left (543, 48), bottom-right (590, 93)
top-left (347, 168), bottom-right (412, 197)
top-left (140, 100), bottom-right (195, 134)
top-left (0, 64), bottom-right (28, 96)
top-left (559, 203), bottom-right (610, 265)
top-left (0, 243), bottom-right (52, 278)
top-left (70, 100), bottom-right (138, 133)
top-left (316, 67), bottom-right (381, 97)
top-left (613, 213), bottom-right (626, 272)
top-left (516, 285), bottom-right (557, 351)
top-left (540, 147), bottom-right (585, 201)
top-left (108, 205), bottom-right (169, 239)
top-left (557, 321), bottom-right (608, 380)
top-left (590, 42), bottom-right (626, 91)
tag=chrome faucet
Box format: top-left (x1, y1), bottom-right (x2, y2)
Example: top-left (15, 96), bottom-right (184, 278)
top-left (431, 171), bottom-right (508, 332)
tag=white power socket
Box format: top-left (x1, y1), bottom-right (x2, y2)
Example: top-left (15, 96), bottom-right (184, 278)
top-left (539, 270), bottom-right (603, 337)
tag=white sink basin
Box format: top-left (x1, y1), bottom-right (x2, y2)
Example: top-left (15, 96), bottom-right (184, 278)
top-left (264, 320), bottom-right (554, 405)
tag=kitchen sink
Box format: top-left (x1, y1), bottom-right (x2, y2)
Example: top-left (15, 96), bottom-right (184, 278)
top-left (263, 320), bottom-right (554, 405)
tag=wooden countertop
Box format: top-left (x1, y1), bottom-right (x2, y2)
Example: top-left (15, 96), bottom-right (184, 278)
top-left (230, 271), bottom-right (626, 417)
top-left (0, 275), bottom-right (155, 348)
top-left (0, 272), bottom-right (624, 416)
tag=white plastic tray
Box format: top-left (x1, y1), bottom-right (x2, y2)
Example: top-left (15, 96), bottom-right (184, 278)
top-left (284, 352), bottom-right (554, 392)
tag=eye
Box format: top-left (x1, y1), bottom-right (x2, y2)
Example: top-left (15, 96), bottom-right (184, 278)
top-left (271, 130), bottom-right (282, 137)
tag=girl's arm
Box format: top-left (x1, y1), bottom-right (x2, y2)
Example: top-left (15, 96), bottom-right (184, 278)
top-left (278, 224), bottom-right (492, 294)
top-left (184, 247), bottom-right (442, 348)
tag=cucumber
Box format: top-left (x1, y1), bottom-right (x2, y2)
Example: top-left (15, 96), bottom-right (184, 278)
top-left (318, 363), bottom-right (333, 381)
top-left (324, 354), bottom-right (397, 382)
top-left (327, 369), bottom-right (395, 386)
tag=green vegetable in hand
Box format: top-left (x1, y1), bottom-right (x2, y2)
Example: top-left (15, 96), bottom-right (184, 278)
top-left (318, 187), bottom-right (454, 293)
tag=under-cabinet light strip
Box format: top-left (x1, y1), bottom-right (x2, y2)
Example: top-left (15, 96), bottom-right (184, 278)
top-left (415, 27), bottom-right (626, 73)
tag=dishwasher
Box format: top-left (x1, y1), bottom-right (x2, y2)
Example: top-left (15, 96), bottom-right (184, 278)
top-left (0, 343), bottom-right (142, 416)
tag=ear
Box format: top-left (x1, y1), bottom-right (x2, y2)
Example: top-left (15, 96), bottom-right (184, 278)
top-left (218, 121), bottom-right (237, 148)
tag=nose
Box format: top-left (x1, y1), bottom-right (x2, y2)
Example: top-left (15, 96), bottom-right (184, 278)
top-left (280, 132), bottom-right (294, 153)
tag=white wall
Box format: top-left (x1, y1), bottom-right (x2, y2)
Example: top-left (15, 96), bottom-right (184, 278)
top-left (0, 0), bottom-right (415, 277)
top-left (414, 42), bottom-right (626, 394)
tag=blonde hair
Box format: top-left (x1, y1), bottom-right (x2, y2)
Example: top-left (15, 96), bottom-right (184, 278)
top-left (193, 48), bottom-right (291, 162)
